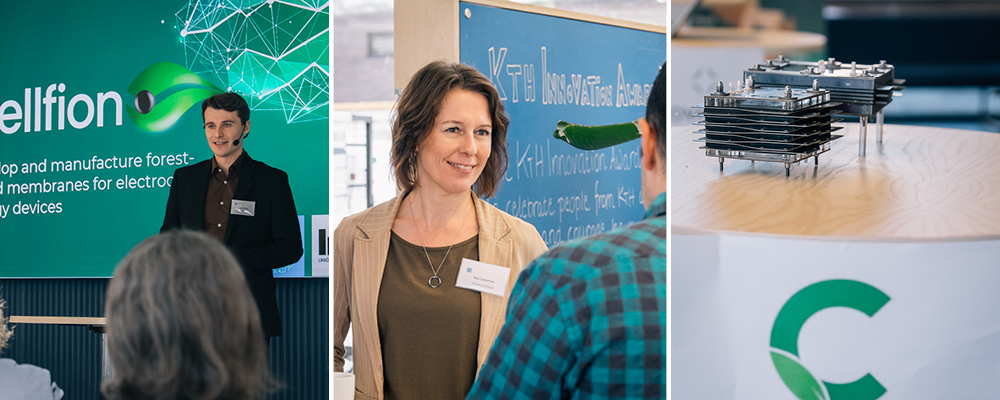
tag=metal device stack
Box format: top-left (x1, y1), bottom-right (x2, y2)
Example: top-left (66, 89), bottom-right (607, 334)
top-left (743, 56), bottom-right (905, 156)
top-left (694, 79), bottom-right (844, 176)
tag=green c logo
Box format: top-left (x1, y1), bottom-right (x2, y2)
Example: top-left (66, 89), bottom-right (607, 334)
top-left (126, 62), bottom-right (222, 132)
top-left (770, 280), bottom-right (890, 400)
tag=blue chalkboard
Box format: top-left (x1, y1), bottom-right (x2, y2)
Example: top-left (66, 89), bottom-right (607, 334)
top-left (460, 3), bottom-right (666, 246)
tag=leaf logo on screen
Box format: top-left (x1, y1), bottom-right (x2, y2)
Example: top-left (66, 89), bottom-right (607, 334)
top-left (126, 62), bottom-right (223, 132)
top-left (770, 280), bottom-right (890, 400)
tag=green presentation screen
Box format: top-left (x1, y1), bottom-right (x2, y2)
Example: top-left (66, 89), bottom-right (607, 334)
top-left (0, 1), bottom-right (329, 277)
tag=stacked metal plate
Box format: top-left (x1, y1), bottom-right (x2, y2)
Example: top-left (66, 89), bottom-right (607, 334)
top-left (743, 56), bottom-right (905, 116)
top-left (694, 80), bottom-right (844, 176)
top-left (741, 56), bottom-right (905, 157)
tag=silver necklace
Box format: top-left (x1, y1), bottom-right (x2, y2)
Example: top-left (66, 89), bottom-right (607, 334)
top-left (408, 195), bottom-right (469, 289)
top-left (423, 244), bottom-right (452, 289)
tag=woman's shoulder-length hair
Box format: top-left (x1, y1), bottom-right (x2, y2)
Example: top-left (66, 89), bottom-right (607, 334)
top-left (391, 60), bottom-right (511, 198)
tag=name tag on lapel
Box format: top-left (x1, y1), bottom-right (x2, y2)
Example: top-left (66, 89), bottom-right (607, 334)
top-left (456, 258), bottom-right (510, 296)
top-left (231, 199), bottom-right (255, 216)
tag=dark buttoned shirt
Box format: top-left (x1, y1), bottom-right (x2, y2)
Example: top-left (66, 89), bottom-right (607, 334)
top-left (204, 151), bottom-right (245, 242)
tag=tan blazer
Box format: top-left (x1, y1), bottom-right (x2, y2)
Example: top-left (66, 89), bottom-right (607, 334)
top-left (333, 192), bottom-right (548, 400)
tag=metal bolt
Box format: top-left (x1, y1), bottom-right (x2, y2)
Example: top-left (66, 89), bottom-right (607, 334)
top-left (812, 79), bottom-right (819, 91)
top-left (715, 81), bottom-right (724, 94)
top-left (783, 86), bottom-right (792, 99)
top-left (464, 8), bottom-right (471, 18)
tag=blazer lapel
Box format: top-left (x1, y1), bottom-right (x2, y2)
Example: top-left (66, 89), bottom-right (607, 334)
top-left (353, 195), bottom-right (400, 398)
top-left (473, 194), bottom-right (515, 370)
top-left (225, 153), bottom-right (256, 244)
top-left (187, 160), bottom-right (213, 229)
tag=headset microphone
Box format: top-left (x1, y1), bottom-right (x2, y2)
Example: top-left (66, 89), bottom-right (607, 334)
top-left (233, 133), bottom-right (246, 146)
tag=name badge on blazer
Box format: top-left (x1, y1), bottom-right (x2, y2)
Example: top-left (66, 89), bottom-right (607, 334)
top-left (456, 258), bottom-right (510, 296)
top-left (231, 200), bottom-right (255, 217)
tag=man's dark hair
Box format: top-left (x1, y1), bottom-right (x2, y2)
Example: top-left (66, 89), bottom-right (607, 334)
top-left (646, 62), bottom-right (666, 161)
top-left (202, 92), bottom-right (251, 125)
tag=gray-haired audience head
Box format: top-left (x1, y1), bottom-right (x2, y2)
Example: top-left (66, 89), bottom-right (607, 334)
top-left (102, 230), bottom-right (270, 400)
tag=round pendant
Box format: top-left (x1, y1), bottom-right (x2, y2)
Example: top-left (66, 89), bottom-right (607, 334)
top-left (428, 275), bottom-right (442, 288)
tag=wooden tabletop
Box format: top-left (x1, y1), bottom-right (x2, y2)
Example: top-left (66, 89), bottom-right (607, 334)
top-left (671, 124), bottom-right (1000, 240)
top-left (673, 26), bottom-right (826, 56)
top-left (9, 316), bottom-right (105, 325)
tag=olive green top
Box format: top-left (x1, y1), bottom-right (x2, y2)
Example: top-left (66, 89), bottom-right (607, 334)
top-left (378, 232), bottom-right (482, 400)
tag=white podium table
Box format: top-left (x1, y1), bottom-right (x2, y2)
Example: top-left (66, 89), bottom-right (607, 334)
top-left (672, 123), bottom-right (1000, 398)
top-left (672, 123), bottom-right (1000, 240)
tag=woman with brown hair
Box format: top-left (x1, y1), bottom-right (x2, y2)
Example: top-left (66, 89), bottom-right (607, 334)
top-left (102, 230), bottom-right (271, 400)
top-left (334, 61), bottom-right (548, 400)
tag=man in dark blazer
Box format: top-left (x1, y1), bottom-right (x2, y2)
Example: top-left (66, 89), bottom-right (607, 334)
top-left (160, 92), bottom-right (302, 342)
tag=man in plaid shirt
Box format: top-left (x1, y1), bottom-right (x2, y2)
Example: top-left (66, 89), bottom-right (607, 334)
top-left (467, 62), bottom-right (666, 399)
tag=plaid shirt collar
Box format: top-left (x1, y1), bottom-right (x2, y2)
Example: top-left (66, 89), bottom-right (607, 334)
top-left (645, 191), bottom-right (666, 220)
